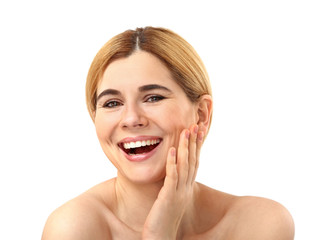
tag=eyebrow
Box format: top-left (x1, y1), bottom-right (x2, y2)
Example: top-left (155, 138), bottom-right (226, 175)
top-left (138, 84), bottom-right (172, 93)
top-left (96, 89), bottom-right (121, 102)
top-left (96, 84), bottom-right (172, 103)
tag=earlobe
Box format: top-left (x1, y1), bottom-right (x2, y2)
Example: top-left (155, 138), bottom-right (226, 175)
top-left (197, 94), bottom-right (213, 132)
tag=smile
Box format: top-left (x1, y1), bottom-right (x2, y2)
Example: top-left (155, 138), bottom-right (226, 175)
top-left (118, 137), bottom-right (162, 156)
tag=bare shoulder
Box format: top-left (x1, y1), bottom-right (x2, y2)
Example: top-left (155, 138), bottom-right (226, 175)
top-left (222, 196), bottom-right (295, 240)
top-left (42, 180), bottom-right (115, 240)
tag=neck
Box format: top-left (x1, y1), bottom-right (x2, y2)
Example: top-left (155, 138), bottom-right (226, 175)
top-left (113, 172), bottom-right (166, 231)
top-left (113, 172), bottom-right (200, 234)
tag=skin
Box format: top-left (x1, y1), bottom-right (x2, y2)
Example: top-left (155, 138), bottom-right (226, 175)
top-left (42, 51), bottom-right (295, 239)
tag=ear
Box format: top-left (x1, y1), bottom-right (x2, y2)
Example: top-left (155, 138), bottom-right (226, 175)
top-left (196, 94), bottom-right (213, 134)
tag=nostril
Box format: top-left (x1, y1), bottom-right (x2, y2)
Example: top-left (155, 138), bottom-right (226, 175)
top-left (119, 105), bottom-right (148, 128)
top-left (120, 116), bottom-right (147, 128)
top-left (121, 122), bottom-right (145, 128)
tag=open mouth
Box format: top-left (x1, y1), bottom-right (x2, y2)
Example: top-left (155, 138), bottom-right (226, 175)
top-left (118, 138), bottom-right (162, 155)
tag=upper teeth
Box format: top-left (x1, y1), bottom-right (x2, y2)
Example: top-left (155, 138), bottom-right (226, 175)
top-left (123, 139), bottom-right (160, 149)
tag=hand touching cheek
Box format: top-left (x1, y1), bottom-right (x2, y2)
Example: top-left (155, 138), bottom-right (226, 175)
top-left (142, 124), bottom-right (204, 240)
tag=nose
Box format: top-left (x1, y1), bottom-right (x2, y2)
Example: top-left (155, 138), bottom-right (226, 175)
top-left (120, 103), bottom-right (148, 129)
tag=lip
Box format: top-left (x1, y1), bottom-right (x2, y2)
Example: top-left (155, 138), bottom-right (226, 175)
top-left (118, 135), bottom-right (163, 162)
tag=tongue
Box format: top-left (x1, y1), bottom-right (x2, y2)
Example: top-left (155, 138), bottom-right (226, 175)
top-left (132, 144), bottom-right (158, 154)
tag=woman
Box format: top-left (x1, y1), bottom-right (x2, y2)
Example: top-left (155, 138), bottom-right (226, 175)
top-left (42, 27), bottom-right (294, 239)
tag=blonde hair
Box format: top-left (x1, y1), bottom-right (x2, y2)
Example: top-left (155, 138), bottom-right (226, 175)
top-left (86, 27), bottom-right (212, 121)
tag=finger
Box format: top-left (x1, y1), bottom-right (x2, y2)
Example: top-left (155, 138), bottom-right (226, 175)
top-left (177, 129), bottom-right (189, 190)
top-left (193, 129), bottom-right (204, 181)
top-left (187, 124), bottom-right (198, 185)
top-left (164, 147), bottom-right (178, 187)
top-left (160, 147), bottom-right (178, 199)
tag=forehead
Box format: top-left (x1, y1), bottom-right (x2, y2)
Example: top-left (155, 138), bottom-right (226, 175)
top-left (98, 51), bottom-right (176, 92)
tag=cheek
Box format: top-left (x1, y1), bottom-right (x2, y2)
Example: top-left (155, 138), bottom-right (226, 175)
top-left (167, 103), bottom-right (196, 128)
top-left (94, 112), bottom-right (120, 165)
top-left (94, 112), bottom-right (116, 141)
top-left (148, 103), bottom-right (191, 129)
top-left (156, 103), bottom-right (196, 142)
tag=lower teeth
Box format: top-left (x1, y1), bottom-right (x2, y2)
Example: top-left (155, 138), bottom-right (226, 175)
top-left (129, 152), bottom-right (147, 156)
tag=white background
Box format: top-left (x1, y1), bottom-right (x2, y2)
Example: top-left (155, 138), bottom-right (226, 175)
top-left (0, 0), bottom-right (328, 239)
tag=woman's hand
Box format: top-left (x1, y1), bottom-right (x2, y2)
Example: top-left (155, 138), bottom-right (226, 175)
top-left (142, 124), bottom-right (204, 240)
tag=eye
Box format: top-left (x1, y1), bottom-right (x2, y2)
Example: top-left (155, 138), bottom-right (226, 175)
top-left (103, 100), bottom-right (123, 108)
top-left (145, 95), bottom-right (165, 103)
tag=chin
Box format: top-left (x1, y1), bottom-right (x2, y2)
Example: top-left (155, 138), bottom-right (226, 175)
top-left (105, 141), bottom-right (169, 184)
top-left (120, 165), bottom-right (166, 185)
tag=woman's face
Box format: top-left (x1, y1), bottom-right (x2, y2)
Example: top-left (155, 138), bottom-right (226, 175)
top-left (94, 51), bottom-right (198, 184)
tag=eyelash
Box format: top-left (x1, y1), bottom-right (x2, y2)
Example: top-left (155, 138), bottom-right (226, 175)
top-left (103, 100), bottom-right (123, 108)
top-left (102, 95), bottom-right (165, 108)
top-left (145, 95), bottom-right (165, 103)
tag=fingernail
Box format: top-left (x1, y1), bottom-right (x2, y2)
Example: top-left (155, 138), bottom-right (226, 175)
top-left (185, 130), bottom-right (190, 139)
top-left (193, 125), bottom-right (198, 134)
top-left (171, 148), bottom-right (176, 157)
